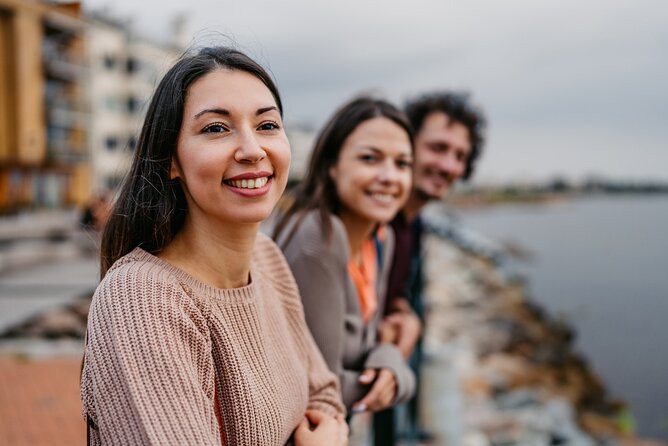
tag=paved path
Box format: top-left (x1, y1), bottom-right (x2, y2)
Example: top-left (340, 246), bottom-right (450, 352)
top-left (0, 357), bottom-right (85, 446)
top-left (0, 254), bottom-right (98, 334)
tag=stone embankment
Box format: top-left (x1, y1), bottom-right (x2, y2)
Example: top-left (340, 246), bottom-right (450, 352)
top-left (421, 217), bottom-right (665, 446)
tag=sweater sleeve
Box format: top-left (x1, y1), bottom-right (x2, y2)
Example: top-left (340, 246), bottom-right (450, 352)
top-left (290, 253), bottom-right (372, 409)
top-left (83, 265), bottom-right (220, 445)
top-left (255, 234), bottom-right (346, 418)
top-left (287, 302), bottom-right (347, 417)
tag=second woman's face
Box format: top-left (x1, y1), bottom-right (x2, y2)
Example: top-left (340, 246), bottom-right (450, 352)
top-left (329, 117), bottom-right (413, 226)
top-left (171, 69), bottom-right (291, 226)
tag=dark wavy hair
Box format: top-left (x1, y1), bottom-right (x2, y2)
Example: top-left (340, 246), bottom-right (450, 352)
top-left (100, 47), bottom-right (283, 276)
top-left (404, 91), bottom-right (486, 180)
top-left (272, 96), bottom-right (414, 246)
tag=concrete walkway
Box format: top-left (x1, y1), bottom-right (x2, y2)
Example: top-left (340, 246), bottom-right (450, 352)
top-left (0, 253), bottom-right (98, 335)
top-left (0, 357), bottom-right (85, 446)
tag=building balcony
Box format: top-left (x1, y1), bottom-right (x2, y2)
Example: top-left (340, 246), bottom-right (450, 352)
top-left (47, 107), bottom-right (89, 130)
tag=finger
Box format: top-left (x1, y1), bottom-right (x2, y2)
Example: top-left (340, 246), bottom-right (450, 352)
top-left (304, 409), bottom-right (327, 425)
top-left (354, 369), bottom-right (393, 412)
top-left (397, 332), bottom-right (418, 351)
top-left (391, 298), bottom-right (412, 313)
top-left (358, 368), bottom-right (377, 385)
top-left (384, 313), bottom-right (404, 324)
top-left (378, 379), bottom-right (397, 408)
top-left (339, 419), bottom-right (350, 442)
top-left (370, 369), bottom-right (395, 409)
top-left (294, 417), bottom-right (310, 434)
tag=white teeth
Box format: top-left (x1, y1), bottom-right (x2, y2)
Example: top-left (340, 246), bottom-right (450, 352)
top-left (227, 177), bottom-right (269, 189)
top-left (371, 193), bottom-right (393, 203)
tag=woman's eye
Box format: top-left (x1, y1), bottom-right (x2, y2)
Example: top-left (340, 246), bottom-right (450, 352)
top-left (258, 121), bottom-right (280, 131)
top-left (359, 154), bottom-right (378, 163)
top-left (397, 159), bottom-right (414, 169)
top-left (203, 123), bottom-right (227, 133)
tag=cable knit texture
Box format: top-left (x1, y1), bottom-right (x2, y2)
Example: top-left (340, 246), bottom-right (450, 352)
top-left (81, 233), bottom-right (344, 446)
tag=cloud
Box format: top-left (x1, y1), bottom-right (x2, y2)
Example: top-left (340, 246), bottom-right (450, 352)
top-left (83, 0), bottom-right (668, 180)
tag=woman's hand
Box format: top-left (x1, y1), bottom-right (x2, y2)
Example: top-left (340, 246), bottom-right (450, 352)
top-left (294, 410), bottom-right (348, 446)
top-left (382, 310), bottom-right (422, 359)
top-left (378, 317), bottom-right (399, 344)
top-left (351, 368), bottom-right (397, 413)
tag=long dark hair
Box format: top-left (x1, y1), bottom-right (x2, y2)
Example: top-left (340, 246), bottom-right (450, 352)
top-left (272, 96), bottom-right (413, 246)
top-left (100, 47), bottom-right (283, 276)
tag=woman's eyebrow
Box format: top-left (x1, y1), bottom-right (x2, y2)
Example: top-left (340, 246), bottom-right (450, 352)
top-left (194, 108), bottom-right (229, 119)
top-left (193, 106), bottom-right (277, 119)
top-left (256, 106), bottom-right (278, 116)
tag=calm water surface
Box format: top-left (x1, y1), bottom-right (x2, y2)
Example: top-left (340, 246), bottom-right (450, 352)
top-left (455, 195), bottom-right (668, 440)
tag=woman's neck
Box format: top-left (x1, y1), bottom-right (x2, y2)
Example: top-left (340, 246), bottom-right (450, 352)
top-left (158, 217), bottom-right (259, 289)
top-left (337, 211), bottom-right (376, 265)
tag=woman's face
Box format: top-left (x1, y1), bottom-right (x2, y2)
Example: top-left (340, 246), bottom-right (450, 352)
top-left (329, 117), bottom-right (413, 227)
top-left (170, 69), bottom-right (290, 227)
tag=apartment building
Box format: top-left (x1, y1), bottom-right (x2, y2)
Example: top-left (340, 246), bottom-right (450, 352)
top-left (0, 0), bottom-right (89, 213)
top-left (86, 13), bottom-right (181, 193)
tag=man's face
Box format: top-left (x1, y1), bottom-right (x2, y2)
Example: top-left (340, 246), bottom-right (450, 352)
top-left (412, 111), bottom-right (472, 201)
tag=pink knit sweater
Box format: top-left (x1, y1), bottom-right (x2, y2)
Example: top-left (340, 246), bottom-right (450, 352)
top-left (81, 233), bottom-right (345, 445)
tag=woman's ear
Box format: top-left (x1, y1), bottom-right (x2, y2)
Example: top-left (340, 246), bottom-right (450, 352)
top-left (328, 164), bottom-right (338, 182)
top-left (169, 158), bottom-right (181, 180)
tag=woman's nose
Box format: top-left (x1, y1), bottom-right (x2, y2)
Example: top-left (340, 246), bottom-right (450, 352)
top-left (234, 130), bottom-right (266, 163)
top-left (377, 161), bottom-right (401, 183)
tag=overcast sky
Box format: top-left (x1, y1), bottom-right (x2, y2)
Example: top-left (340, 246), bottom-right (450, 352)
top-left (84, 0), bottom-right (668, 183)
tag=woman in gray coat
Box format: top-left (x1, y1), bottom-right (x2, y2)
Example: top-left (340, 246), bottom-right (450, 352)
top-left (273, 97), bottom-right (416, 414)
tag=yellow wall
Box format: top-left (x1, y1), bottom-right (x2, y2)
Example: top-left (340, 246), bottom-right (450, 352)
top-left (0, 0), bottom-right (88, 211)
top-left (0, 10), bottom-right (15, 162)
top-left (69, 164), bottom-right (91, 206)
top-left (13, 9), bottom-right (45, 165)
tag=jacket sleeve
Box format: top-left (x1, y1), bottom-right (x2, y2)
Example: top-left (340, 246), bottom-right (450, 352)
top-left (364, 343), bottom-right (416, 404)
top-left (365, 226), bottom-right (416, 404)
top-left (83, 268), bottom-right (220, 445)
top-left (289, 253), bottom-right (374, 409)
top-left (290, 252), bottom-right (364, 408)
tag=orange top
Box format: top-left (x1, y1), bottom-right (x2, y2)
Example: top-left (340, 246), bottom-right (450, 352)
top-left (348, 237), bottom-right (378, 324)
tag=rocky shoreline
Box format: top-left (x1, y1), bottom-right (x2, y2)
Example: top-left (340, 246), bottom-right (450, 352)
top-left (421, 219), bottom-right (666, 446)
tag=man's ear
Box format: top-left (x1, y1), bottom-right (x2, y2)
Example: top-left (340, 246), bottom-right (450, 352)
top-left (169, 158), bottom-right (181, 180)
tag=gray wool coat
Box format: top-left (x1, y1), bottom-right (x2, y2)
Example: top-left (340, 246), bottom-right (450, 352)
top-left (276, 211), bottom-right (415, 411)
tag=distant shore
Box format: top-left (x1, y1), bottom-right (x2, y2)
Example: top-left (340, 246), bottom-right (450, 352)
top-left (447, 187), bottom-right (668, 210)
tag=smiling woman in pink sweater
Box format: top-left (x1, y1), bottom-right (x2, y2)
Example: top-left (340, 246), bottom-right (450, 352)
top-left (80, 47), bottom-right (346, 446)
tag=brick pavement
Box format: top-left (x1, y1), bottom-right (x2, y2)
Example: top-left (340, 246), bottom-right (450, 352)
top-left (0, 356), bottom-right (85, 446)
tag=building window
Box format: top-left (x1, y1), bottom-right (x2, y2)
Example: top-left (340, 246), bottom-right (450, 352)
top-left (105, 136), bottom-right (118, 151)
top-left (127, 96), bottom-right (141, 113)
top-left (103, 55), bottom-right (116, 70)
top-left (126, 57), bottom-right (139, 74)
top-left (127, 136), bottom-right (137, 151)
